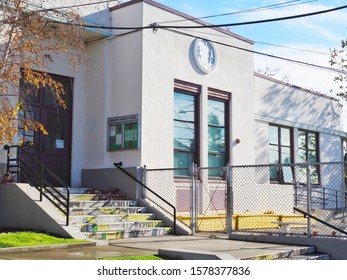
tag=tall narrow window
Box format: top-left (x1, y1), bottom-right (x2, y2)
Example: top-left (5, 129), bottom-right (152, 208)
top-left (208, 99), bottom-right (226, 168)
top-left (208, 88), bottom-right (230, 177)
top-left (269, 124), bottom-right (293, 183)
top-left (298, 130), bottom-right (319, 184)
top-left (173, 80), bottom-right (200, 171)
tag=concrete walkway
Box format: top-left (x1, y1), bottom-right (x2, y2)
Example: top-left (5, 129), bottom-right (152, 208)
top-left (0, 234), bottom-right (322, 260)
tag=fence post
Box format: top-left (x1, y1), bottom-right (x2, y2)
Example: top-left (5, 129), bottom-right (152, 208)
top-left (4, 145), bottom-right (10, 174)
top-left (226, 162), bottom-right (233, 239)
top-left (141, 165), bottom-right (147, 199)
top-left (16, 146), bottom-right (20, 182)
top-left (40, 168), bottom-right (44, 202)
top-left (306, 163), bottom-right (312, 237)
top-left (190, 163), bottom-right (197, 235)
top-left (294, 182), bottom-right (298, 207)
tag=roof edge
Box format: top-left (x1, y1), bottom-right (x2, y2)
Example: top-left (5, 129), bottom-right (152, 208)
top-left (110, 0), bottom-right (254, 44)
top-left (254, 72), bottom-right (341, 104)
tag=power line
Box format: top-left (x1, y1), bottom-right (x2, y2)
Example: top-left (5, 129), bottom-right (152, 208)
top-left (164, 28), bottom-right (343, 75)
top-left (12, 1), bottom-right (343, 73)
top-left (255, 41), bottom-right (330, 56)
top-left (157, 0), bottom-right (318, 24)
top-left (157, 4), bottom-right (347, 30)
top-left (75, 4), bottom-right (347, 30)
top-left (170, 27), bottom-right (331, 57)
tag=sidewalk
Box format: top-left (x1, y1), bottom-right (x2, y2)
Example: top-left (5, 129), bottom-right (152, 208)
top-left (0, 234), bottom-right (321, 260)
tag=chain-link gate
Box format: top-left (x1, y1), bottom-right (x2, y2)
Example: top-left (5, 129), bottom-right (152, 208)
top-left (143, 165), bottom-right (229, 233)
top-left (143, 162), bottom-right (347, 238)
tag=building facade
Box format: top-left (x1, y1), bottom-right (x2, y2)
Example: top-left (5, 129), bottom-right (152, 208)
top-left (1, 0), bottom-right (346, 193)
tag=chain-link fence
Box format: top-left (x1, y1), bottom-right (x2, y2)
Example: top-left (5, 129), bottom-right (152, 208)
top-left (143, 162), bottom-right (347, 238)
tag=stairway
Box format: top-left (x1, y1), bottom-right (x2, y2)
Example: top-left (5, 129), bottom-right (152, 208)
top-left (68, 187), bottom-right (172, 241)
top-left (238, 244), bottom-right (331, 260)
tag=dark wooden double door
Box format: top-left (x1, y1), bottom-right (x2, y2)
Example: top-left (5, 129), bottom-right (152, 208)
top-left (20, 74), bottom-right (73, 185)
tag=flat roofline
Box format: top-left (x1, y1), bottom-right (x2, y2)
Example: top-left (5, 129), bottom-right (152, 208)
top-left (110, 0), bottom-right (254, 45)
top-left (255, 72), bottom-right (342, 104)
top-left (255, 113), bottom-right (347, 137)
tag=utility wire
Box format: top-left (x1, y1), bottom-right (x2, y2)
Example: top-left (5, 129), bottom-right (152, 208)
top-left (171, 27), bottom-right (331, 56)
top-left (74, 4), bottom-right (347, 30)
top-left (157, 0), bottom-right (317, 24)
top-left (255, 41), bottom-right (330, 56)
top-left (156, 4), bottom-right (347, 29)
top-left (164, 28), bottom-right (343, 74)
top-left (10, 1), bottom-right (342, 73)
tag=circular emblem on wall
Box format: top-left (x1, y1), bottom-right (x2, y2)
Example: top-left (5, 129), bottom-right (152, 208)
top-left (193, 38), bottom-right (217, 74)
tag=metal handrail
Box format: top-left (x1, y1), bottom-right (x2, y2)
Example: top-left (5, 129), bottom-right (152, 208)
top-left (294, 183), bottom-right (347, 211)
top-left (294, 206), bottom-right (347, 236)
top-left (114, 162), bottom-right (177, 235)
top-left (4, 144), bottom-right (70, 226)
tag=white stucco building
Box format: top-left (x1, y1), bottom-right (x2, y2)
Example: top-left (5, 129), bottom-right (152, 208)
top-left (1, 0), bottom-right (346, 196)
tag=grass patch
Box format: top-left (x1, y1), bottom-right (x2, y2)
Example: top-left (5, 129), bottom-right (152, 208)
top-left (104, 255), bottom-right (165, 260)
top-left (0, 232), bottom-right (85, 248)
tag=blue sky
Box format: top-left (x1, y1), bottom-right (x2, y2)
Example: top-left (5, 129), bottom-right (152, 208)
top-left (154, 0), bottom-right (347, 129)
top-left (155, 0), bottom-right (346, 46)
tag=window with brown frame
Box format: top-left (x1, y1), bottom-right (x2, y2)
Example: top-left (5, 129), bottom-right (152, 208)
top-left (173, 80), bottom-right (200, 173)
top-left (208, 88), bottom-right (230, 174)
top-left (269, 124), bottom-right (294, 183)
top-left (298, 129), bottom-right (319, 184)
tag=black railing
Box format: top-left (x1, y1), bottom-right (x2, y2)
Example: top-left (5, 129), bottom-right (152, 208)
top-left (294, 207), bottom-right (347, 236)
top-left (4, 144), bottom-right (70, 226)
top-left (294, 183), bottom-right (347, 212)
top-left (114, 162), bottom-right (177, 235)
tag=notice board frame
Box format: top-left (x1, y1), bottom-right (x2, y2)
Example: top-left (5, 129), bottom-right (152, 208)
top-left (107, 114), bottom-right (140, 151)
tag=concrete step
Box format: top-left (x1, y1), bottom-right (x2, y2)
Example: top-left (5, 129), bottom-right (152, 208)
top-left (65, 187), bottom-right (172, 240)
top-left (69, 213), bottom-right (157, 224)
top-left (83, 227), bottom-right (172, 240)
top-left (69, 200), bottom-right (137, 208)
top-left (79, 220), bottom-right (166, 232)
top-left (277, 252), bottom-right (331, 260)
top-left (69, 193), bottom-right (128, 201)
top-left (243, 245), bottom-right (320, 260)
top-left (69, 206), bottom-right (147, 216)
top-left (68, 187), bottom-right (121, 194)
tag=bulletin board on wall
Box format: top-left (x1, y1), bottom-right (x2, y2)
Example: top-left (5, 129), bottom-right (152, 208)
top-left (107, 114), bottom-right (140, 151)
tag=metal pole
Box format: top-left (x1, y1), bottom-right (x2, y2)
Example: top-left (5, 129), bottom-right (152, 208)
top-left (40, 168), bottom-right (44, 201)
top-left (5, 145), bottom-right (10, 174)
top-left (16, 146), bottom-right (20, 182)
top-left (294, 182), bottom-right (298, 207)
top-left (141, 165), bottom-right (147, 199)
top-left (66, 189), bottom-right (70, 226)
top-left (190, 163), bottom-right (197, 235)
top-left (306, 163), bottom-right (312, 237)
top-left (226, 162), bottom-right (233, 239)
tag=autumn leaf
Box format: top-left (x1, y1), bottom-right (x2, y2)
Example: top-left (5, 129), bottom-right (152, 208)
top-left (0, 0), bottom-right (86, 145)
